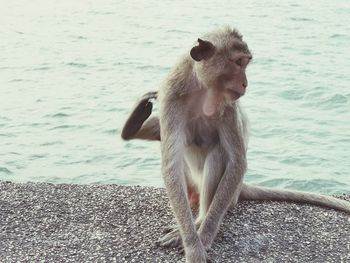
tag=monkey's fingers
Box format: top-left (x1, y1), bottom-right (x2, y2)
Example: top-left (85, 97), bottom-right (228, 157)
top-left (162, 224), bottom-right (178, 234)
top-left (156, 230), bottom-right (183, 249)
top-left (178, 247), bottom-right (185, 255)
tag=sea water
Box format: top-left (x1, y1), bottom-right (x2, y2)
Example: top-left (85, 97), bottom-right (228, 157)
top-left (0, 0), bottom-right (349, 194)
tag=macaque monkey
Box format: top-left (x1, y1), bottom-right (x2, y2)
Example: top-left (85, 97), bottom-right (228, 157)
top-left (121, 27), bottom-right (350, 263)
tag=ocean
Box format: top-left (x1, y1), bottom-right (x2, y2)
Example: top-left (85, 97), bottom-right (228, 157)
top-left (1, 0), bottom-right (349, 194)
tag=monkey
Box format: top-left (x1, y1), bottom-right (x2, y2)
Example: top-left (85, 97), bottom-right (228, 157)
top-left (121, 27), bottom-right (350, 262)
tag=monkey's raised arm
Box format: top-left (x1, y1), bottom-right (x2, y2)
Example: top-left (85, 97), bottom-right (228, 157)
top-left (121, 91), bottom-right (160, 141)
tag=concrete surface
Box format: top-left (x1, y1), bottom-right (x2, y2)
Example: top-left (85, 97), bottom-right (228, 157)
top-left (0, 181), bottom-right (349, 263)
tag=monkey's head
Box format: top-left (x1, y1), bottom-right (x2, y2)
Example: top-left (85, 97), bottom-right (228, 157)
top-left (190, 27), bottom-right (252, 116)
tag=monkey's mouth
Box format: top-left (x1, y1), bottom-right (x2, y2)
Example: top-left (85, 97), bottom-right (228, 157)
top-left (226, 89), bottom-right (243, 101)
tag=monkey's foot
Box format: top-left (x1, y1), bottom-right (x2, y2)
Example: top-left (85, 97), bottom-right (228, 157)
top-left (158, 220), bottom-right (204, 249)
top-left (140, 91), bottom-right (157, 101)
top-left (156, 229), bottom-right (183, 249)
top-left (121, 92), bottom-right (157, 140)
top-left (162, 224), bottom-right (178, 234)
top-left (162, 219), bottom-right (202, 235)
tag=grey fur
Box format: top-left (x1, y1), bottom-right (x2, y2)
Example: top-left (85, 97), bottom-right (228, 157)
top-left (157, 27), bottom-right (252, 263)
top-left (121, 27), bottom-right (350, 263)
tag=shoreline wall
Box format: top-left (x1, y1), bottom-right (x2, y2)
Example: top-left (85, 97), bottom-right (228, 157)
top-left (0, 181), bottom-right (349, 262)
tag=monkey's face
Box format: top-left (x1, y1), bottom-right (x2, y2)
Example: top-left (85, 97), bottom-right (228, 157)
top-left (190, 36), bottom-right (251, 98)
top-left (190, 29), bottom-right (251, 117)
top-left (222, 52), bottom-right (251, 100)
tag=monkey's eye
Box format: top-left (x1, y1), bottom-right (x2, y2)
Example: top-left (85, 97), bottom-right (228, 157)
top-left (235, 58), bottom-right (243, 67)
top-left (229, 57), bottom-right (243, 67)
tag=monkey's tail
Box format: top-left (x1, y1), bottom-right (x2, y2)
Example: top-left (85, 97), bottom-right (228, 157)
top-left (240, 183), bottom-right (350, 213)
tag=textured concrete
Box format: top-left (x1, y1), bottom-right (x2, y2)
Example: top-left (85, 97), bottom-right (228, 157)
top-left (0, 181), bottom-right (349, 263)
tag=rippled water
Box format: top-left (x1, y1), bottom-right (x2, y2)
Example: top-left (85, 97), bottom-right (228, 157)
top-left (0, 0), bottom-right (349, 194)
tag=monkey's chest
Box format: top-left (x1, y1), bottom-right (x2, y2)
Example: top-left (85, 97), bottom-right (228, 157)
top-left (185, 119), bottom-right (219, 147)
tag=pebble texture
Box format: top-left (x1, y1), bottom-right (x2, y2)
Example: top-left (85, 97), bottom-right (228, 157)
top-left (0, 181), bottom-right (349, 263)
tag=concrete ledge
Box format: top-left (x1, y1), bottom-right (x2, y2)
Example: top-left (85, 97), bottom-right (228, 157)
top-left (0, 181), bottom-right (349, 262)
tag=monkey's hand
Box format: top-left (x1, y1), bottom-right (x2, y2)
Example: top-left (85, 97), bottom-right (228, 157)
top-left (159, 218), bottom-right (204, 249)
top-left (121, 91), bottom-right (158, 140)
top-left (157, 232), bottom-right (210, 262)
top-left (185, 241), bottom-right (208, 263)
top-left (156, 228), bottom-right (183, 249)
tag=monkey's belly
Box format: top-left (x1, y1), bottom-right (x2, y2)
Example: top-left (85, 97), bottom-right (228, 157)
top-left (184, 145), bottom-right (208, 189)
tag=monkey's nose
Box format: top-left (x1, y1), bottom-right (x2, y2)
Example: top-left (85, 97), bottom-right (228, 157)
top-left (243, 78), bottom-right (248, 88)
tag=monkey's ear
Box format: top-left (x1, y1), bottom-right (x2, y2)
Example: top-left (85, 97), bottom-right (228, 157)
top-left (190, 38), bottom-right (216, 62)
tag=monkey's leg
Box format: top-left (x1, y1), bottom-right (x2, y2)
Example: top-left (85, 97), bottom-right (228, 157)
top-left (195, 146), bottom-right (225, 227)
top-left (121, 91), bottom-right (160, 140)
top-left (197, 149), bottom-right (244, 250)
top-left (160, 107), bottom-right (207, 262)
top-left (162, 147), bottom-right (223, 252)
top-left (159, 147), bottom-right (226, 244)
top-left (161, 164), bottom-right (206, 261)
top-left (132, 116), bottom-right (160, 141)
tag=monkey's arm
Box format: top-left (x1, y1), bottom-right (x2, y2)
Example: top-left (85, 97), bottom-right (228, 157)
top-left (198, 111), bottom-right (247, 249)
top-left (121, 91), bottom-right (160, 141)
top-left (160, 99), bottom-right (207, 262)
